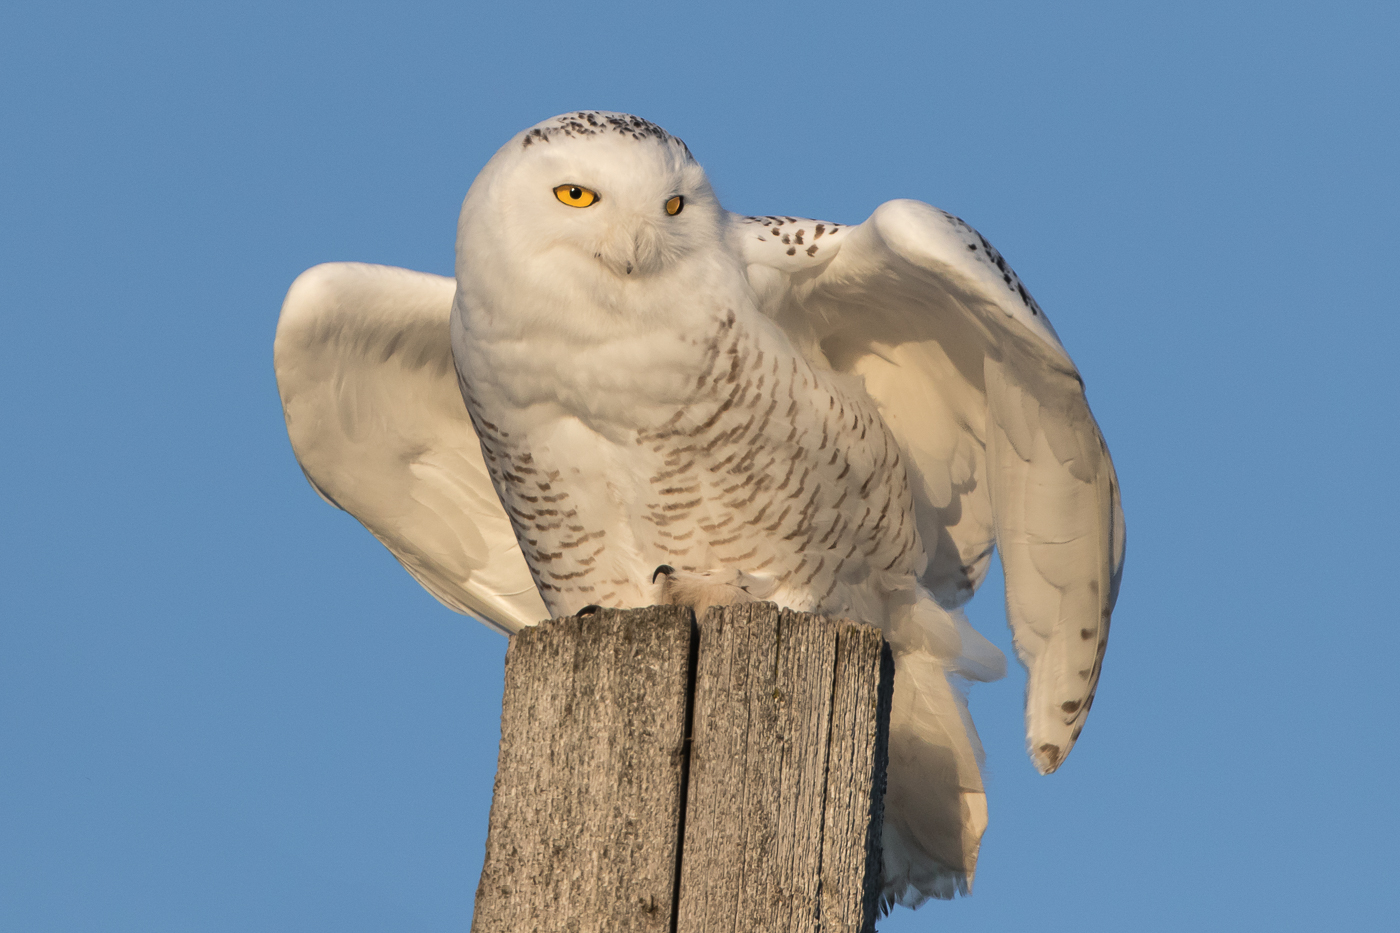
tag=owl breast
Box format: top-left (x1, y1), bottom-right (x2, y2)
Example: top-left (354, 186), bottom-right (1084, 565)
top-left (457, 303), bottom-right (925, 620)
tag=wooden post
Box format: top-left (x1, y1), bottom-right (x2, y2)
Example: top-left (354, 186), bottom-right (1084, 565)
top-left (471, 603), bottom-right (893, 933)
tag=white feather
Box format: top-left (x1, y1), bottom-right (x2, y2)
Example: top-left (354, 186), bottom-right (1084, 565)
top-left (273, 262), bottom-right (546, 633)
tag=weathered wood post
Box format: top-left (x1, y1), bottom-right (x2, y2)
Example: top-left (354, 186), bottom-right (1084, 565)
top-left (471, 603), bottom-right (893, 933)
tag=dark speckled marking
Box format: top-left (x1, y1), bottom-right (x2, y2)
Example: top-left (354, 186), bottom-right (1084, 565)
top-left (741, 214), bottom-right (847, 267)
top-left (520, 112), bottom-right (692, 160)
top-left (957, 223), bottom-right (1044, 317)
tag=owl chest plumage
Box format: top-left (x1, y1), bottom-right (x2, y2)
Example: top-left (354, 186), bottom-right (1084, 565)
top-left (457, 302), bottom-right (925, 619)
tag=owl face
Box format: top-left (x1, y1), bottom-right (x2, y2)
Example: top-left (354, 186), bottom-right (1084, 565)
top-left (460, 113), bottom-right (721, 287)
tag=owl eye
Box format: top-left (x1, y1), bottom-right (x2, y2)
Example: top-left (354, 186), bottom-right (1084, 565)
top-left (554, 184), bottom-right (599, 208)
top-left (665, 195), bottom-right (684, 216)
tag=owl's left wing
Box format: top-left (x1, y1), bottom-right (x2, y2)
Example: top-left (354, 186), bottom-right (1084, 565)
top-left (273, 262), bottom-right (546, 634)
top-left (735, 203), bottom-right (1124, 773)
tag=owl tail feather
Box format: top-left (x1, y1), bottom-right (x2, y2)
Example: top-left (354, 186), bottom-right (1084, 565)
top-left (879, 591), bottom-right (1002, 908)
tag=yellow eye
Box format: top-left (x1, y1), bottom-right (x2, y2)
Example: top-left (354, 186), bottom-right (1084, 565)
top-left (665, 195), bottom-right (684, 216)
top-left (554, 184), bottom-right (598, 208)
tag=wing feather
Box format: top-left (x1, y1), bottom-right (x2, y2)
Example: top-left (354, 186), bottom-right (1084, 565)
top-left (738, 200), bottom-right (1124, 773)
top-left (273, 262), bottom-right (546, 633)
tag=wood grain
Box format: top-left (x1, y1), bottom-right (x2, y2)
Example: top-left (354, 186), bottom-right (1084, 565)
top-left (471, 606), bottom-right (694, 933)
top-left (819, 622), bottom-right (893, 933)
top-left (674, 604), bottom-right (891, 933)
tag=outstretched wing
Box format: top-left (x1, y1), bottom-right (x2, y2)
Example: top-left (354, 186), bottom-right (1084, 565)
top-left (736, 203), bottom-right (1125, 773)
top-left (273, 262), bottom-right (546, 634)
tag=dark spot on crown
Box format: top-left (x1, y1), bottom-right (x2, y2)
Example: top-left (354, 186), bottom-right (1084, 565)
top-left (520, 127), bottom-right (552, 149)
top-left (521, 112), bottom-right (691, 159)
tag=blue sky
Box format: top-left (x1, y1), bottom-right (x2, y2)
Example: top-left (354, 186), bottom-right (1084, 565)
top-left (2, 2), bottom-right (1397, 930)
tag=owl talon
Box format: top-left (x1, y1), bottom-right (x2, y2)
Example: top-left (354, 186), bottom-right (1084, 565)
top-left (652, 566), bottom-right (770, 618)
top-left (576, 604), bottom-right (602, 617)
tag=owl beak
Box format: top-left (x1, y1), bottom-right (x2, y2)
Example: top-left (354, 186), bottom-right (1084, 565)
top-left (597, 223), bottom-right (652, 278)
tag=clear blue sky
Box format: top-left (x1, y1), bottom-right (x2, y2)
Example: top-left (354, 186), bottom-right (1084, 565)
top-left (3, 2), bottom-right (1396, 930)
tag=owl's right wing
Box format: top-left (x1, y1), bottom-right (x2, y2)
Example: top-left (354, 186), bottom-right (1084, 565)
top-left (273, 262), bottom-right (546, 634)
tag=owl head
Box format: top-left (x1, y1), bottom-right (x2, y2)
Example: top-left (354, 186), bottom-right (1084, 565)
top-left (455, 112), bottom-right (732, 335)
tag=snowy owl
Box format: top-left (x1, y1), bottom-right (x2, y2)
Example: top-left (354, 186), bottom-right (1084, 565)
top-left (273, 111), bottom-right (1124, 909)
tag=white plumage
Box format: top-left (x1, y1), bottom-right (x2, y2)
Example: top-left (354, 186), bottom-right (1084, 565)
top-left (273, 111), bottom-right (1124, 910)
